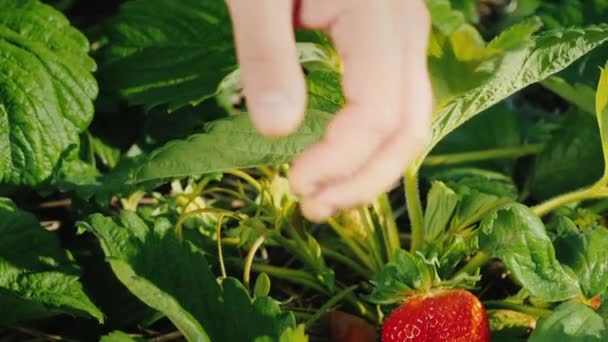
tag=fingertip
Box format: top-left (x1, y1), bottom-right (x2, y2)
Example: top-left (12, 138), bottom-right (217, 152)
top-left (288, 143), bottom-right (325, 196)
top-left (300, 200), bottom-right (334, 223)
top-left (313, 185), bottom-right (374, 213)
top-left (248, 92), bottom-right (306, 137)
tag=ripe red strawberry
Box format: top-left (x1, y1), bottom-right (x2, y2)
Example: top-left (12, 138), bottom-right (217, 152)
top-left (382, 289), bottom-right (490, 342)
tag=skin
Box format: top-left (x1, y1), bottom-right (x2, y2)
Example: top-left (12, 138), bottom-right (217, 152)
top-left (225, 0), bottom-right (433, 221)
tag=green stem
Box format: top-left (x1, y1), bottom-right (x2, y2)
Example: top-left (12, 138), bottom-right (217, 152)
top-left (216, 215), bottom-right (228, 279)
top-left (532, 185), bottom-right (608, 217)
top-left (251, 264), bottom-right (329, 295)
top-left (292, 312), bottom-right (315, 320)
top-left (243, 236), bottom-right (265, 287)
top-left (203, 187), bottom-right (257, 206)
top-left (423, 144), bottom-right (544, 166)
top-left (225, 169), bottom-right (261, 192)
top-left (305, 286), bottom-right (358, 328)
top-left (327, 218), bottom-right (376, 273)
top-left (378, 193), bottom-right (401, 261)
top-left (358, 208), bottom-right (384, 270)
top-left (405, 167), bottom-right (424, 253)
top-left (457, 251), bottom-right (490, 277)
top-left (483, 300), bottom-right (552, 318)
top-left (343, 293), bottom-right (378, 322)
top-left (181, 178), bottom-right (212, 212)
top-left (176, 208), bottom-right (240, 241)
top-left (321, 247), bottom-right (370, 279)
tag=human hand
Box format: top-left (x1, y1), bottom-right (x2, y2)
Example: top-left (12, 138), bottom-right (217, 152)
top-left (226, 0), bottom-right (433, 221)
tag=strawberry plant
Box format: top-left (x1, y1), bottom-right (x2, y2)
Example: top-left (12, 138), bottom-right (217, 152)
top-left (1, 0), bottom-right (608, 341)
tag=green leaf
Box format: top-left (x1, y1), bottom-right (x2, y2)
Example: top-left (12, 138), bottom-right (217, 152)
top-left (426, 24), bottom-right (608, 157)
top-left (430, 168), bottom-right (518, 199)
top-left (488, 310), bottom-right (536, 340)
top-left (100, 0), bottom-right (233, 111)
top-left (364, 249), bottom-right (430, 304)
top-left (541, 76), bottom-right (597, 115)
top-left (429, 168), bottom-right (517, 231)
top-left (134, 110), bottom-right (331, 182)
top-left (486, 18), bottom-right (544, 51)
top-left (217, 42), bottom-right (343, 114)
top-left (99, 331), bottom-right (145, 342)
top-left (552, 217), bottom-right (608, 298)
top-left (597, 64), bottom-right (608, 180)
top-left (479, 203), bottom-right (580, 302)
top-left (140, 104), bottom-right (224, 151)
top-left (56, 155), bottom-right (154, 206)
top-left (531, 110), bottom-right (603, 200)
top-left (256, 325), bottom-right (308, 342)
top-left (428, 19), bottom-right (541, 103)
top-left (0, 0), bottom-right (97, 185)
top-left (0, 198), bottom-right (102, 323)
top-left (536, 0), bottom-right (608, 28)
top-left (544, 45), bottom-right (608, 118)
top-left (423, 181), bottom-right (459, 243)
top-left (279, 325), bottom-right (308, 342)
top-left (303, 232), bottom-right (335, 291)
top-left (86, 212), bottom-right (295, 342)
top-left (254, 273), bottom-right (271, 298)
top-left (437, 235), bottom-right (467, 278)
top-left (81, 132), bottom-right (122, 169)
top-left (305, 67), bottom-right (343, 113)
top-left (529, 301), bottom-right (606, 341)
top-left (428, 25), bottom-right (498, 102)
top-left (425, 0), bottom-right (466, 34)
top-left (559, 44), bottom-right (608, 89)
top-left (429, 102), bottom-right (522, 173)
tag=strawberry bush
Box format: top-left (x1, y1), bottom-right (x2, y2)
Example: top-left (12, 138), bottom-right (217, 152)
top-left (1, 0), bottom-right (608, 341)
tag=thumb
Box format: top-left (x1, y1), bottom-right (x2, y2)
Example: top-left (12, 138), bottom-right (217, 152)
top-left (227, 0), bottom-right (306, 137)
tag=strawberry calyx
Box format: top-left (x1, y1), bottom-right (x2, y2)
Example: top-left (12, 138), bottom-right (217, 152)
top-left (364, 248), bottom-right (480, 306)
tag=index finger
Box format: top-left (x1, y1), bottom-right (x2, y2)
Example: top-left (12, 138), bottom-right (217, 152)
top-left (290, 0), bottom-right (415, 196)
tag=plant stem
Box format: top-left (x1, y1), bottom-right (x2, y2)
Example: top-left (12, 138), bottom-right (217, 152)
top-left (292, 311), bottom-right (315, 320)
top-left (483, 300), bottom-right (552, 318)
top-left (251, 264), bottom-right (329, 295)
top-left (150, 331), bottom-right (184, 342)
top-left (532, 185), bottom-right (608, 217)
top-left (321, 247), bottom-right (369, 278)
top-left (343, 293), bottom-right (378, 322)
top-left (378, 193), bottom-right (401, 261)
top-left (457, 251), bottom-right (491, 277)
top-left (216, 215), bottom-right (228, 279)
top-left (358, 208), bottom-right (384, 270)
top-left (423, 144), bottom-right (544, 166)
top-left (176, 208), bottom-right (239, 241)
top-left (305, 285), bottom-right (358, 328)
top-left (225, 169), bottom-right (261, 192)
top-left (243, 236), bottom-right (265, 287)
top-left (327, 218), bottom-right (375, 273)
top-left (405, 167), bottom-right (424, 253)
top-left (11, 327), bottom-right (78, 342)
